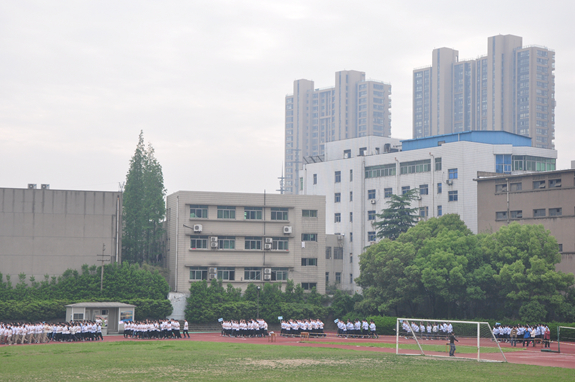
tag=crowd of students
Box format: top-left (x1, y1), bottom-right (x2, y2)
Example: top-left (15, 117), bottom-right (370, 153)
top-left (493, 323), bottom-right (551, 348)
top-left (0, 321), bottom-right (104, 345)
top-left (401, 321), bottom-right (453, 340)
top-left (220, 319), bottom-right (269, 337)
top-left (335, 319), bottom-right (378, 338)
top-left (122, 319), bottom-right (190, 339)
top-left (279, 318), bottom-right (327, 337)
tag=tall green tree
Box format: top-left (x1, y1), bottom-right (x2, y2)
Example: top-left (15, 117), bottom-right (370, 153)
top-left (373, 188), bottom-right (419, 240)
top-left (122, 132), bottom-right (166, 264)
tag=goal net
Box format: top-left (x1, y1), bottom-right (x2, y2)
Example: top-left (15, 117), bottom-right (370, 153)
top-left (395, 318), bottom-right (507, 362)
top-left (557, 326), bottom-right (575, 354)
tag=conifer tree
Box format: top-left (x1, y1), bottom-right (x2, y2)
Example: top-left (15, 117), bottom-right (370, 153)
top-left (373, 188), bottom-right (419, 240)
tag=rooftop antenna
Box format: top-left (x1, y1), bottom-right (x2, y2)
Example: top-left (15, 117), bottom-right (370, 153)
top-left (277, 164), bottom-right (287, 194)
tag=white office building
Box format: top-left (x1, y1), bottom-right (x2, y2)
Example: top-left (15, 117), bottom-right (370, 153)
top-left (301, 131), bottom-right (557, 292)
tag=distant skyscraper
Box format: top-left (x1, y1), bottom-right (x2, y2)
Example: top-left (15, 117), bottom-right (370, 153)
top-left (284, 70), bottom-right (392, 194)
top-left (413, 35), bottom-right (555, 149)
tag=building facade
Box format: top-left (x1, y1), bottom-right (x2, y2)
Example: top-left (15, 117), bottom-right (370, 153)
top-left (476, 168), bottom-right (575, 275)
top-left (0, 186), bottom-right (122, 282)
top-left (165, 191), bottom-right (327, 294)
top-left (413, 35), bottom-right (555, 149)
top-left (285, 70), bottom-right (392, 194)
top-left (301, 131), bottom-right (557, 292)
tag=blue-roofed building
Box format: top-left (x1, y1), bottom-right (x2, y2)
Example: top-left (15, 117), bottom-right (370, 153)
top-left (401, 131), bottom-right (532, 152)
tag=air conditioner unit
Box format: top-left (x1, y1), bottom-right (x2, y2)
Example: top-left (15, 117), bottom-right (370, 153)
top-left (370, 199), bottom-right (376, 204)
top-left (416, 196), bottom-right (422, 200)
top-left (28, 184), bottom-right (37, 189)
top-left (210, 242), bottom-right (218, 248)
top-left (337, 234), bottom-right (344, 240)
top-left (210, 236), bottom-right (218, 242)
top-left (265, 238), bottom-right (273, 244)
top-left (344, 153), bottom-right (350, 159)
top-left (41, 184), bottom-right (50, 190)
top-left (283, 226), bottom-right (292, 234)
top-left (264, 268), bottom-right (272, 274)
top-left (446, 179), bottom-right (453, 185)
top-left (193, 224), bottom-right (203, 233)
top-left (208, 267), bottom-right (217, 279)
top-left (264, 243), bottom-right (272, 250)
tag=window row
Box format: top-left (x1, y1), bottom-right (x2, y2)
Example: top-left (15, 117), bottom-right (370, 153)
top-left (190, 206), bottom-right (318, 220)
top-left (189, 267), bottom-right (289, 281)
top-left (496, 208), bottom-right (562, 220)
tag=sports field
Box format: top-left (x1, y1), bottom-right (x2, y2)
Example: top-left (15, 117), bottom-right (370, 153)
top-left (1, 334), bottom-right (574, 381)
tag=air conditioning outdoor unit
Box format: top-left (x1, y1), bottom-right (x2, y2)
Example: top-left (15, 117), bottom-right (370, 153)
top-left (210, 236), bottom-right (218, 242)
top-left (41, 184), bottom-right (50, 189)
top-left (28, 184), bottom-right (37, 189)
top-left (446, 179), bottom-right (453, 185)
top-left (416, 196), bottom-right (422, 200)
top-left (193, 224), bottom-right (203, 233)
top-left (263, 268), bottom-right (272, 280)
top-left (265, 238), bottom-right (273, 244)
top-left (208, 267), bottom-right (217, 280)
top-left (264, 243), bottom-right (272, 250)
top-left (370, 199), bottom-right (376, 204)
top-left (337, 234), bottom-right (344, 240)
top-left (210, 242), bottom-right (218, 248)
top-left (283, 226), bottom-right (292, 234)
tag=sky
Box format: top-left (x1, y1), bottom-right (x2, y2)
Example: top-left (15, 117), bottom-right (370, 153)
top-left (1, 0), bottom-right (574, 195)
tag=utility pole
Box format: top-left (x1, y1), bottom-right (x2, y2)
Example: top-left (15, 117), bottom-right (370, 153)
top-left (97, 244), bottom-right (110, 292)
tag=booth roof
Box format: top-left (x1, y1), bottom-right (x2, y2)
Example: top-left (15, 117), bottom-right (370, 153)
top-left (65, 302), bottom-right (136, 308)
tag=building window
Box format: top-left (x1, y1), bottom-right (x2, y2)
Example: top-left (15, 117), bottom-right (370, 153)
top-left (335, 272), bottom-right (341, 284)
top-left (496, 154), bottom-right (512, 173)
top-left (400, 159), bottom-right (431, 174)
top-left (334, 247), bottom-right (343, 259)
top-left (496, 211), bottom-right (508, 220)
top-left (365, 164), bottom-right (396, 178)
top-left (313, 174), bottom-right (317, 185)
top-left (437, 205), bottom-right (442, 216)
top-left (272, 237), bottom-right (289, 250)
top-left (300, 177), bottom-right (303, 191)
top-left (448, 168), bottom-right (458, 179)
top-left (435, 157), bottom-right (442, 171)
top-left (301, 258), bottom-right (318, 266)
top-left (511, 210), bottom-right (523, 219)
top-left (350, 169), bottom-right (353, 181)
top-left (217, 267), bottom-right (235, 281)
top-left (368, 210), bottom-right (376, 220)
top-left (368, 231), bottom-right (376, 242)
top-left (244, 236), bottom-right (262, 250)
top-left (419, 207), bottom-right (428, 218)
top-left (367, 189), bottom-right (376, 199)
top-left (217, 206), bottom-right (236, 219)
top-left (558, 244), bottom-right (563, 252)
top-left (350, 255), bottom-right (353, 263)
top-left (533, 209), bottom-right (546, 217)
top-left (350, 274), bottom-right (354, 284)
top-left (218, 236), bottom-right (236, 249)
top-left (326, 272), bottom-right (329, 285)
top-left (190, 205), bottom-right (208, 219)
top-left (190, 236), bottom-right (208, 249)
top-left (402, 186), bottom-right (410, 195)
top-left (190, 267), bottom-right (207, 280)
top-left (301, 282), bottom-right (317, 290)
top-left (244, 267), bottom-right (261, 281)
top-left (302, 209), bottom-right (317, 217)
top-left (549, 208), bottom-right (562, 217)
top-left (335, 171), bottom-right (341, 183)
top-left (359, 147), bottom-right (367, 156)
top-left (349, 232), bottom-right (353, 242)
top-left (437, 183), bottom-right (442, 194)
top-left (271, 207), bottom-right (288, 221)
top-left (73, 313), bottom-right (84, 320)
top-left (343, 149), bottom-right (351, 158)
top-left (533, 180), bottom-right (546, 189)
top-left (301, 233), bottom-right (318, 241)
top-left (448, 191), bottom-right (458, 202)
top-left (495, 184), bottom-right (508, 193)
top-left (510, 182), bottom-right (522, 192)
top-left (549, 179), bottom-right (562, 188)
top-left (335, 192), bottom-right (341, 202)
top-left (384, 188), bottom-right (392, 198)
top-left (325, 246), bottom-right (332, 259)
top-left (272, 268), bottom-right (289, 281)
top-left (349, 212), bottom-right (353, 222)
top-left (334, 213), bottom-right (341, 222)
top-left (244, 207), bottom-right (263, 220)
top-left (419, 184), bottom-right (429, 195)
top-left (349, 191), bottom-right (353, 201)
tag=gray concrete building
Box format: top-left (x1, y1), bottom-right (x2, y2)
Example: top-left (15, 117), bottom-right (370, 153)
top-left (285, 70), bottom-right (392, 194)
top-left (476, 168), bottom-right (575, 276)
top-left (413, 35), bottom-right (555, 149)
top-left (0, 186), bottom-right (122, 282)
top-left (165, 191), bottom-right (328, 294)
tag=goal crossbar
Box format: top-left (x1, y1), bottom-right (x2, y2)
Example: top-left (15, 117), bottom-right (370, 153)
top-left (395, 318), bottom-right (507, 363)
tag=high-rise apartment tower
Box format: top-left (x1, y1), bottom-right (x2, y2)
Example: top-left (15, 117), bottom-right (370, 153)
top-left (284, 70), bottom-right (392, 194)
top-left (413, 35), bottom-right (555, 149)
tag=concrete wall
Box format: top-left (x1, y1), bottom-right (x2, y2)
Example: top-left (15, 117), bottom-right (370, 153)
top-left (0, 188), bottom-right (122, 282)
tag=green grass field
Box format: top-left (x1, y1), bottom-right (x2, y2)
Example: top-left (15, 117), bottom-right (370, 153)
top-left (1, 341), bottom-right (574, 382)
top-left (312, 341), bottom-right (525, 353)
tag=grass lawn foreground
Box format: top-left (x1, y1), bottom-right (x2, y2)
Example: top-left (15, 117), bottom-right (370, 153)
top-left (1, 340), bottom-right (574, 382)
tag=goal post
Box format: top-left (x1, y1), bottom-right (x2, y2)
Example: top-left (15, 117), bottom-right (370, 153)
top-left (395, 318), bottom-right (507, 362)
top-left (557, 326), bottom-right (575, 354)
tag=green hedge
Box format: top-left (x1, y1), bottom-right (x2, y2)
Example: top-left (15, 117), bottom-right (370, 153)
top-left (0, 298), bottom-right (172, 322)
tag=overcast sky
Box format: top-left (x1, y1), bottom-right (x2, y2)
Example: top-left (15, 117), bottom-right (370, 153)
top-left (1, 1), bottom-right (574, 195)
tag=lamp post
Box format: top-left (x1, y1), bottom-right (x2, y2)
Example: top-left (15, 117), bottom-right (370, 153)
top-left (256, 286), bottom-right (261, 319)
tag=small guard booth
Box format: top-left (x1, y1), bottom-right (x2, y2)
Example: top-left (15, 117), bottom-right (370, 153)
top-left (65, 302), bottom-right (136, 335)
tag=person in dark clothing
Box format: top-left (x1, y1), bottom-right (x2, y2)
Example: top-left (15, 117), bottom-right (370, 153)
top-left (449, 333), bottom-right (459, 356)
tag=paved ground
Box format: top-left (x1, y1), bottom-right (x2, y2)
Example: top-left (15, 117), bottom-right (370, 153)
top-left (3, 331), bottom-right (574, 369)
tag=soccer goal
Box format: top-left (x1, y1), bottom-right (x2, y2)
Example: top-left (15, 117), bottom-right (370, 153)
top-left (395, 318), bottom-right (507, 362)
top-left (556, 326), bottom-right (575, 354)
